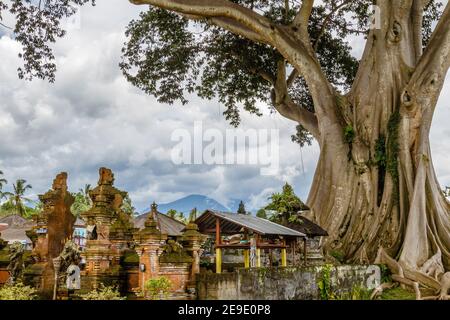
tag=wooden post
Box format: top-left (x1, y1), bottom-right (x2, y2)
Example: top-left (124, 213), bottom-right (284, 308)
top-left (281, 239), bottom-right (287, 267)
top-left (216, 248), bottom-right (222, 273)
top-left (244, 249), bottom-right (250, 268)
top-left (216, 217), bottom-right (222, 273)
top-left (215, 217), bottom-right (221, 245)
top-left (303, 237), bottom-right (307, 266)
top-left (256, 234), bottom-right (261, 267)
top-left (292, 241), bottom-right (296, 265)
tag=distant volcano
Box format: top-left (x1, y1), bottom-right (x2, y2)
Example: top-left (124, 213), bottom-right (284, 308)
top-left (140, 194), bottom-right (232, 216)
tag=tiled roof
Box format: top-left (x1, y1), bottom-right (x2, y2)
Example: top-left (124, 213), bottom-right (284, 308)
top-left (196, 210), bottom-right (306, 237)
top-left (284, 211), bottom-right (328, 237)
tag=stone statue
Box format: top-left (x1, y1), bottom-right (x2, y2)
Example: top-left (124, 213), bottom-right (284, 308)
top-left (58, 240), bottom-right (81, 273)
top-left (7, 242), bottom-right (25, 284)
top-left (0, 234), bottom-right (7, 251)
top-left (66, 264), bottom-right (81, 290)
top-left (86, 224), bottom-right (97, 240)
top-left (162, 240), bottom-right (184, 254)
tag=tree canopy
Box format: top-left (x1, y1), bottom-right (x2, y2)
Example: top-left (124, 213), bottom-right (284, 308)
top-left (0, 0), bottom-right (95, 82)
top-left (120, 0), bottom-right (442, 145)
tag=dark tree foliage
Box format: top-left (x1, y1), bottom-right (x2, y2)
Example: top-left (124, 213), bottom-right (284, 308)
top-left (121, 0), bottom-right (441, 146)
top-left (0, 0), bottom-right (95, 82)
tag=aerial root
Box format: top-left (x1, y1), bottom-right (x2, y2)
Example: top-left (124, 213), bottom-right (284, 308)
top-left (374, 247), bottom-right (450, 300)
top-left (370, 282), bottom-right (396, 300)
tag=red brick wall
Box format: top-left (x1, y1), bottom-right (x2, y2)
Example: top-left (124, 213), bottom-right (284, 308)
top-left (126, 267), bottom-right (139, 292)
top-left (0, 268), bottom-right (9, 285)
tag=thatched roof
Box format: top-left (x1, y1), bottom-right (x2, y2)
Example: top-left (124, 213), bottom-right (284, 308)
top-left (1, 228), bottom-right (32, 244)
top-left (0, 214), bottom-right (34, 228)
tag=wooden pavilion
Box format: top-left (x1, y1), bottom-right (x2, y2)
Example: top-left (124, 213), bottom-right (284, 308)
top-left (195, 210), bottom-right (306, 273)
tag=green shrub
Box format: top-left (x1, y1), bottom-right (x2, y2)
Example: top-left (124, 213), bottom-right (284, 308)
top-left (343, 124), bottom-right (355, 144)
top-left (334, 284), bottom-right (372, 300)
top-left (380, 287), bottom-right (415, 300)
top-left (144, 276), bottom-right (172, 300)
top-left (330, 250), bottom-right (345, 263)
top-left (0, 282), bottom-right (37, 300)
top-left (80, 284), bottom-right (125, 300)
top-left (379, 264), bottom-right (392, 283)
top-left (317, 264), bottom-right (334, 300)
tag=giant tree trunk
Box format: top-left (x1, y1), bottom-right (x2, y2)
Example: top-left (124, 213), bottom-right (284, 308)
top-left (307, 1), bottom-right (450, 273)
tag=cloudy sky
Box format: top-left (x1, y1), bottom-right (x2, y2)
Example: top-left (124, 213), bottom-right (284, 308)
top-left (0, 0), bottom-right (449, 212)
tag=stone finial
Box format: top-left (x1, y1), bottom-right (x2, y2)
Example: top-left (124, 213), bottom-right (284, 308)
top-left (98, 167), bottom-right (114, 186)
top-left (134, 202), bottom-right (165, 242)
top-left (150, 201), bottom-right (159, 220)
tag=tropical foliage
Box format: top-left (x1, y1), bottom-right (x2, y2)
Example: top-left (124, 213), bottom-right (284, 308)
top-left (144, 276), bottom-right (172, 300)
top-left (71, 184), bottom-right (92, 217)
top-left (265, 183), bottom-right (308, 224)
top-left (0, 170), bottom-right (7, 200)
top-left (121, 194), bottom-right (138, 217)
top-left (256, 208), bottom-right (267, 219)
top-left (167, 209), bottom-right (187, 224)
top-left (80, 285), bottom-right (125, 300)
top-left (0, 178), bottom-right (36, 218)
top-left (0, 282), bottom-right (37, 300)
top-left (0, 0), bottom-right (95, 82)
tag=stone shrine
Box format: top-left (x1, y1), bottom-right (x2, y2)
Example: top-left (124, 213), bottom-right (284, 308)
top-left (80, 167), bottom-right (132, 291)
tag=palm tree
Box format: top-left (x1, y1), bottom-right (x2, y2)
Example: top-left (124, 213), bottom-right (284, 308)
top-left (79, 184), bottom-right (92, 205)
top-left (167, 209), bottom-right (178, 219)
top-left (9, 179), bottom-right (32, 217)
top-left (0, 170), bottom-right (9, 201)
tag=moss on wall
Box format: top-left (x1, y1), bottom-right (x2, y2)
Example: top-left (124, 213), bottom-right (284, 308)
top-left (122, 251), bottom-right (139, 265)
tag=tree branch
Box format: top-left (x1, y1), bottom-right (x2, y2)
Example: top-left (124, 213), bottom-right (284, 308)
top-left (292, 0), bottom-right (314, 40)
top-left (271, 60), bottom-right (320, 139)
top-left (313, 0), bottom-right (352, 51)
top-left (130, 0), bottom-right (339, 135)
top-left (207, 16), bottom-right (269, 44)
top-left (406, 1), bottom-right (450, 102)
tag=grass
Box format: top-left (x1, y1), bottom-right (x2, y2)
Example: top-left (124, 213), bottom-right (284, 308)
top-left (380, 287), bottom-right (415, 300)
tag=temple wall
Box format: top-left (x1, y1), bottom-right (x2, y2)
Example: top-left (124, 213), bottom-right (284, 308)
top-left (196, 265), bottom-right (381, 300)
top-left (159, 263), bottom-right (190, 293)
top-left (125, 266), bottom-right (139, 292)
top-left (0, 268), bottom-right (8, 285)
